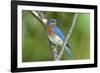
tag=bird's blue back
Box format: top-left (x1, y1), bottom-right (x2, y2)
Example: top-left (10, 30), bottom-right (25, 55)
top-left (52, 26), bottom-right (65, 41)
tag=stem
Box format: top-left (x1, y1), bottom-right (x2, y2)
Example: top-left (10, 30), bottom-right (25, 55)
top-left (29, 10), bottom-right (59, 60)
top-left (50, 43), bottom-right (59, 60)
top-left (58, 13), bottom-right (78, 59)
top-left (29, 10), bottom-right (47, 27)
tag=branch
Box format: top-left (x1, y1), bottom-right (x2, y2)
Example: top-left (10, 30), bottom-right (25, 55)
top-left (58, 13), bottom-right (78, 59)
top-left (50, 43), bottom-right (59, 60)
top-left (29, 10), bottom-right (47, 28)
top-left (29, 10), bottom-right (59, 60)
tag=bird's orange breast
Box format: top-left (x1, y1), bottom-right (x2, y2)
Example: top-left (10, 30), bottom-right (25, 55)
top-left (47, 26), bottom-right (52, 35)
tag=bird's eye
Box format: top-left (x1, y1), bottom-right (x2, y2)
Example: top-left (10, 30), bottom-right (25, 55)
top-left (51, 20), bottom-right (55, 23)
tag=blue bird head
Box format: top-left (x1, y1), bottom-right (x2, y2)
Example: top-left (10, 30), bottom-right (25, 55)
top-left (47, 19), bottom-right (56, 26)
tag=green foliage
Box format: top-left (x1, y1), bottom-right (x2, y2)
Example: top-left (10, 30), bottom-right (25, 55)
top-left (22, 10), bottom-right (90, 62)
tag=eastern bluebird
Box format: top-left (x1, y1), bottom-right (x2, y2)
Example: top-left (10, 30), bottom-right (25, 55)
top-left (47, 19), bottom-right (72, 59)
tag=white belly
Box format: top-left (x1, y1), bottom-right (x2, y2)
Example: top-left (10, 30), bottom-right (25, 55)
top-left (48, 32), bottom-right (63, 46)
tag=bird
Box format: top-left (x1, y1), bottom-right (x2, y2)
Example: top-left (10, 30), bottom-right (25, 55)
top-left (46, 19), bottom-right (72, 59)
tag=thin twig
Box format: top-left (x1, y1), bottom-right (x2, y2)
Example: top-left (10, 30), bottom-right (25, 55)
top-left (58, 13), bottom-right (78, 59)
top-left (29, 10), bottom-right (59, 60)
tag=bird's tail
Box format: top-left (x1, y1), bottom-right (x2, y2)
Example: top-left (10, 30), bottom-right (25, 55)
top-left (65, 46), bottom-right (72, 59)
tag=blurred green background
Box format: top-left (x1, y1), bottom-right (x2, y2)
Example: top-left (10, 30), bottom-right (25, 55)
top-left (22, 10), bottom-right (90, 62)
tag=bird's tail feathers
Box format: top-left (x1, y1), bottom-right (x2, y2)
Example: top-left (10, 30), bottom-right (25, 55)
top-left (65, 46), bottom-right (72, 59)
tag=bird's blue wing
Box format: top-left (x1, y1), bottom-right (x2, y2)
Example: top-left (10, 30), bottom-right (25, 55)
top-left (52, 26), bottom-right (65, 41)
top-left (52, 26), bottom-right (71, 48)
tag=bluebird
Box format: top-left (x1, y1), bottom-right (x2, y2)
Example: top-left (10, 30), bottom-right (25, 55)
top-left (46, 19), bottom-right (72, 59)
